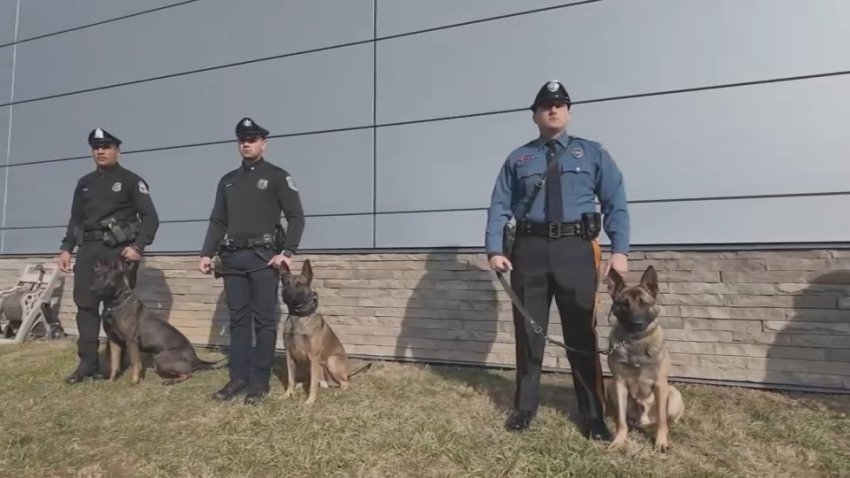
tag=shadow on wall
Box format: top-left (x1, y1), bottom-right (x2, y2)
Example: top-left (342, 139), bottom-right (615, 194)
top-left (395, 250), bottom-right (579, 419)
top-left (771, 270), bottom-right (850, 394)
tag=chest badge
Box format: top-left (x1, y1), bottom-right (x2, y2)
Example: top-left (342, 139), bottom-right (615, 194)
top-left (112, 182), bottom-right (122, 192)
top-left (257, 179), bottom-right (269, 190)
top-left (571, 146), bottom-right (584, 159)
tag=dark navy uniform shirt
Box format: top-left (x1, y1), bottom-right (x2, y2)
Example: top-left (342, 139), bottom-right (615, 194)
top-left (201, 157), bottom-right (305, 257)
top-left (60, 164), bottom-right (160, 252)
top-left (485, 131), bottom-right (630, 254)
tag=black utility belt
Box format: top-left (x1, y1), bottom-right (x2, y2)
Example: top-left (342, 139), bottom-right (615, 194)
top-left (219, 235), bottom-right (276, 251)
top-left (516, 213), bottom-right (601, 240)
top-left (82, 230), bottom-right (107, 241)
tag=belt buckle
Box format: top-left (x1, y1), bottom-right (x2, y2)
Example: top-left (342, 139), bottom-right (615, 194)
top-left (548, 223), bottom-right (560, 239)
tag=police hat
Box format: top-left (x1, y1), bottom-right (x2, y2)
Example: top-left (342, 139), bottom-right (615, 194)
top-left (530, 80), bottom-right (571, 110)
top-left (87, 127), bottom-right (122, 147)
top-left (235, 117), bottom-right (270, 139)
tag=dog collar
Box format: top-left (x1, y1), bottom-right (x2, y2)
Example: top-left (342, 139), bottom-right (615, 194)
top-left (286, 291), bottom-right (319, 317)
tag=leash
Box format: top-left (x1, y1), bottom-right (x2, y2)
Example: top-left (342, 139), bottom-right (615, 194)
top-left (494, 270), bottom-right (622, 357)
top-left (213, 264), bottom-right (273, 277)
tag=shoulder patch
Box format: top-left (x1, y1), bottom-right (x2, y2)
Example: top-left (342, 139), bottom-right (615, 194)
top-left (285, 175), bottom-right (298, 191)
top-left (138, 181), bottom-right (149, 194)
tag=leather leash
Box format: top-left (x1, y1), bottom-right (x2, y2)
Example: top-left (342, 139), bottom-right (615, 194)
top-left (495, 270), bottom-right (620, 357)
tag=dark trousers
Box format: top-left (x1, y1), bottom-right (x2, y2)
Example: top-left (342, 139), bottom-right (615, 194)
top-left (220, 249), bottom-right (280, 386)
top-left (509, 235), bottom-right (606, 422)
top-left (72, 242), bottom-right (139, 371)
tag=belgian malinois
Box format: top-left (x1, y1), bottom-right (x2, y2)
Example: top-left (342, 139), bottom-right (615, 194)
top-left (604, 265), bottom-right (684, 452)
top-left (91, 257), bottom-right (228, 385)
top-left (279, 259), bottom-right (371, 405)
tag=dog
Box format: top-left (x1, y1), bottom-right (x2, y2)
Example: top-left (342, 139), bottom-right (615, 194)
top-left (90, 257), bottom-right (228, 385)
top-left (604, 265), bottom-right (684, 452)
top-left (279, 259), bottom-right (371, 405)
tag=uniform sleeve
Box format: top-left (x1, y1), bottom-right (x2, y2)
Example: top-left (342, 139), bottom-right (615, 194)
top-left (200, 177), bottom-right (228, 257)
top-left (276, 170), bottom-right (305, 253)
top-left (59, 180), bottom-right (84, 253)
top-left (595, 146), bottom-right (630, 254)
top-left (129, 176), bottom-right (160, 251)
top-left (484, 157), bottom-right (515, 255)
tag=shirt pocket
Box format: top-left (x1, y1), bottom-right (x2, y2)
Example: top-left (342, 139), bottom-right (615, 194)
top-left (516, 163), bottom-right (545, 197)
top-left (561, 161), bottom-right (594, 194)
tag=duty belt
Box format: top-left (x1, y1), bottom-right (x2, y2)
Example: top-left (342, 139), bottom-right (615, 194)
top-left (82, 230), bottom-right (107, 242)
top-left (515, 221), bottom-right (582, 239)
top-left (220, 234), bottom-right (275, 250)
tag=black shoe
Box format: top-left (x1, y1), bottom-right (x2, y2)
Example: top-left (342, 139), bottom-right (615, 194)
top-left (243, 383), bottom-right (270, 406)
top-left (505, 410), bottom-right (535, 431)
top-left (64, 366), bottom-right (105, 384)
top-left (212, 379), bottom-right (249, 401)
top-left (584, 418), bottom-right (612, 441)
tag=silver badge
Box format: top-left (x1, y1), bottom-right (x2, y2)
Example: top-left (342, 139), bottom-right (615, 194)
top-left (112, 182), bottom-right (122, 192)
top-left (94, 128), bottom-right (104, 139)
top-left (571, 146), bottom-right (584, 159)
top-left (546, 80), bottom-right (560, 92)
top-left (286, 175), bottom-right (298, 191)
top-left (257, 179), bottom-right (268, 190)
top-left (243, 119), bottom-right (252, 127)
top-left (138, 181), bottom-right (149, 195)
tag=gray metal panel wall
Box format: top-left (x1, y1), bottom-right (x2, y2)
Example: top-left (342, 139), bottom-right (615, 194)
top-left (2, 0), bottom-right (849, 254)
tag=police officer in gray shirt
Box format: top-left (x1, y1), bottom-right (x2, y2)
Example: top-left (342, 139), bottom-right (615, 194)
top-left (484, 80), bottom-right (630, 440)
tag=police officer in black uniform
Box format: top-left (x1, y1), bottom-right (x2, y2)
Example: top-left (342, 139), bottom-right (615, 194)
top-left (485, 80), bottom-right (631, 440)
top-left (57, 127), bottom-right (160, 384)
top-left (199, 117), bottom-right (305, 405)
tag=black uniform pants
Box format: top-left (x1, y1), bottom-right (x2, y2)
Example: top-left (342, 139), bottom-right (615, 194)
top-left (72, 241), bottom-right (139, 371)
top-left (220, 248), bottom-right (280, 386)
top-left (509, 235), bottom-right (606, 422)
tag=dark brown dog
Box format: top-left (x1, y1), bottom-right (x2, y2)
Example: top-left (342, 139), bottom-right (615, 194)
top-left (604, 265), bottom-right (684, 452)
top-left (279, 259), bottom-right (370, 405)
top-left (91, 257), bottom-right (227, 385)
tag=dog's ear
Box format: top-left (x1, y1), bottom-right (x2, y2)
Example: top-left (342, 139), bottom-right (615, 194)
top-left (301, 259), bottom-right (313, 284)
top-left (640, 265), bottom-right (659, 298)
top-left (606, 267), bottom-right (626, 298)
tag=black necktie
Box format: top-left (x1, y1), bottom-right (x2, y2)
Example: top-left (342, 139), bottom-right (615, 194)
top-left (545, 140), bottom-right (563, 222)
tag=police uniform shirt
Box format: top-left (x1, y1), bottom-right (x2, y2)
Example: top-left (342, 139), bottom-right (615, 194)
top-left (485, 131), bottom-right (630, 254)
top-left (201, 157), bottom-right (305, 257)
top-left (60, 164), bottom-right (159, 252)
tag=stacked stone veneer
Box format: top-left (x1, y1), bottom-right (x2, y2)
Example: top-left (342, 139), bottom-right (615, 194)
top-left (3, 249), bottom-right (848, 392)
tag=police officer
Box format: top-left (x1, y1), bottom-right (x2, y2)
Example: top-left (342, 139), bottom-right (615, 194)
top-left (484, 80), bottom-right (630, 440)
top-left (57, 127), bottom-right (160, 384)
top-left (199, 117), bottom-right (305, 405)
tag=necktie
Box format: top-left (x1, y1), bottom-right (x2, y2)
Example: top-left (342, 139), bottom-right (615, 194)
top-left (545, 140), bottom-right (563, 222)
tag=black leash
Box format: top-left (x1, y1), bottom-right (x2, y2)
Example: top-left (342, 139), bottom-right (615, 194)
top-left (213, 264), bottom-right (273, 277)
top-left (495, 270), bottom-right (619, 356)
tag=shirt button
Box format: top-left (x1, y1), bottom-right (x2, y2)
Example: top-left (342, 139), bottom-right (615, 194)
top-left (575, 167), bottom-right (581, 171)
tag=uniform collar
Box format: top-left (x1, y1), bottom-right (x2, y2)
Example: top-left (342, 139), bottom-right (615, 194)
top-left (241, 156), bottom-right (265, 171)
top-left (536, 130), bottom-right (570, 150)
top-left (96, 162), bottom-right (122, 176)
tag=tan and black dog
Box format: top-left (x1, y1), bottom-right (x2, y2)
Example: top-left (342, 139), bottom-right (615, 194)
top-left (604, 265), bottom-right (684, 452)
top-left (279, 259), bottom-right (370, 405)
top-left (91, 257), bottom-right (228, 385)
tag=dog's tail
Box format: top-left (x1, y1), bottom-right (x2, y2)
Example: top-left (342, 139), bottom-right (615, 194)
top-left (348, 362), bottom-right (373, 378)
top-left (194, 356), bottom-right (229, 371)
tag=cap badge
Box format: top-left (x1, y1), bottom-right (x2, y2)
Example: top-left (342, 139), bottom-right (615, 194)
top-left (94, 128), bottom-right (104, 139)
top-left (243, 119), bottom-right (252, 127)
top-left (546, 81), bottom-right (560, 92)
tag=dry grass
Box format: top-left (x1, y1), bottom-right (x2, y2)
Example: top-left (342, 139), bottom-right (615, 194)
top-left (0, 340), bottom-right (848, 477)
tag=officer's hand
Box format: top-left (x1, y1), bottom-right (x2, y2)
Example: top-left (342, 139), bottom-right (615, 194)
top-left (267, 254), bottom-right (292, 271)
top-left (488, 255), bottom-right (512, 272)
top-left (57, 251), bottom-right (72, 273)
top-left (121, 246), bottom-right (141, 262)
top-left (605, 253), bottom-right (628, 276)
top-left (199, 256), bottom-right (213, 274)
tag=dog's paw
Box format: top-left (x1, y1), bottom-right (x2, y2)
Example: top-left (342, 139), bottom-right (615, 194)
top-left (653, 438), bottom-right (670, 453)
top-left (607, 434), bottom-right (628, 450)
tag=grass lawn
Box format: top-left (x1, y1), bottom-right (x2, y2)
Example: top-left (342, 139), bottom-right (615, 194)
top-left (0, 340), bottom-right (848, 477)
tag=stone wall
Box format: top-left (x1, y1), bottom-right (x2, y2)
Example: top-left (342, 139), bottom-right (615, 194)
top-left (4, 249), bottom-right (849, 392)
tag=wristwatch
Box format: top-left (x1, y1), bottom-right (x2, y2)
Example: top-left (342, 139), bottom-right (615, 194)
top-left (282, 249), bottom-right (294, 258)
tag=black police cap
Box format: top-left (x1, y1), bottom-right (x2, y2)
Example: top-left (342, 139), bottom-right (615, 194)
top-left (530, 80), bottom-right (571, 110)
top-left (87, 127), bottom-right (122, 147)
top-left (235, 117), bottom-right (270, 139)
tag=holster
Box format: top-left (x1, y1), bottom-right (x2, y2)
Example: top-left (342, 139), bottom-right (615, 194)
top-left (502, 223), bottom-right (516, 260)
top-left (580, 212), bottom-right (602, 241)
top-left (99, 218), bottom-right (139, 247)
